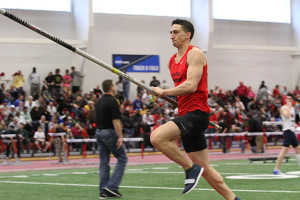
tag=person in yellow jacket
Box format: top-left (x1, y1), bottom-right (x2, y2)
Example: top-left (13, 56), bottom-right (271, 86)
top-left (13, 70), bottom-right (25, 95)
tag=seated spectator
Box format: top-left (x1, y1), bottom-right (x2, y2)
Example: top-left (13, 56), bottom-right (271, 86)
top-left (61, 110), bottom-right (73, 123)
top-left (30, 106), bottom-right (41, 130)
top-left (9, 115), bottom-right (22, 130)
top-left (38, 115), bottom-right (49, 136)
top-left (93, 84), bottom-right (103, 98)
top-left (0, 119), bottom-right (7, 135)
top-left (121, 110), bottom-right (134, 137)
top-left (15, 123), bottom-right (31, 155)
top-left (20, 106), bottom-right (32, 125)
top-left (142, 91), bottom-right (153, 107)
top-left (7, 105), bottom-right (16, 117)
top-left (14, 94), bottom-right (24, 108)
top-left (70, 123), bottom-right (84, 139)
top-left (24, 95), bottom-right (37, 111)
top-left (47, 101), bottom-right (57, 117)
top-left (39, 102), bottom-right (51, 121)
top-left (33, 126), bottom-right (50, 152)
top-left (0, 105), bottom-right (6, 121)
top-left (4, 125), bottom-right (16, 160)
top-left (235, 96), bottom-right (245, 111)
top-left (15, 100), bottom-right (24, 113)
top-left (133, 95), bottom-right (143, 111)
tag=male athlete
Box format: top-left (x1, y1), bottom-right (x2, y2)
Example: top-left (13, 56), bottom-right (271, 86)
top-left (151, 19), bottom-right (240, 200)
top-left (273, 93), bottom-right (300, 174)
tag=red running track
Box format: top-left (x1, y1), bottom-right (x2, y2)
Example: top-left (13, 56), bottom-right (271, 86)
top-left (0, 148), bottom-right (295, 173)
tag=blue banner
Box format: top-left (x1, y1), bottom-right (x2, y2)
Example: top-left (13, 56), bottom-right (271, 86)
top-left (113, 54), bottom-right (160, 73)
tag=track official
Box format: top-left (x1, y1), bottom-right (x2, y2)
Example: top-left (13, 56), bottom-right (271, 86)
top-left (95, 79), bottom-right (128, 199)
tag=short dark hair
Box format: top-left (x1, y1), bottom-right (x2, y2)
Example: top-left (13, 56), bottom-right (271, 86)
top-left (102, 79), bottom-right (113, 93)
top-left (172, 19), bottom-right (195, 41)
top-left (287, 93), bottom-right (293, 99)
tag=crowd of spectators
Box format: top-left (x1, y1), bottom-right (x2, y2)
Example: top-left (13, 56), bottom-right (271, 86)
top-left (0, 68), bottom-right (300, 158)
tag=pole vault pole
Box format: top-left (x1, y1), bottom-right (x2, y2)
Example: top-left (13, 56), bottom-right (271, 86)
top-left (0, 8), bottom-right (221, 131)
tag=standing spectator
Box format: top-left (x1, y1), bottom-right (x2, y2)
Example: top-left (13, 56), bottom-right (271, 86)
top-left (43, 72), bottom-right (55, 96)
top-left (0, 83), bottom-right (6, 103)
top-left (273, 85), bottom-right (281, 98)
top-left (49, 123), bottom-right (65, 162)
top-left (217, 118), bottom-right (230, 153)
top-left (122, 69), bottom-right (130, 102)
top-left (247, 114), bottom-right (264, 153)
top-left (62, 69), bottom-right (72, 90)
top-left (247, 86), bottom-right (256, 100)
top-left (70, 66), bottom-right (84, 93)
top-left (259, 80), bottom-right (268, 90)
top-left (53, 68), bottom-right (63, 96)
top-left (293, 85), bottom-right (300, 98)
top-left (94, 79), bottom-right (127, 199)
top-left (236, 81), bottom-right (249, 107)
top-left (149, 76), bottom-right (160, 87)
top-left (13, 70), bottom-right (25, 95)
top-left (257, 86), bottom-right (269, 105)
top-left (28, 67), bottom-right (40, 96)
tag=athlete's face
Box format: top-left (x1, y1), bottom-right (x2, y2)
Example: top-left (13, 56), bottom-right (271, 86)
top-left (170, 24), bottom-right (190, 47)
top-left (286, 96), bottom-right (293, 104)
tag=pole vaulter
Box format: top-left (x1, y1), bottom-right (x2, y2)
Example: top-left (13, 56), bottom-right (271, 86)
top-left (0, 8), bottom-right (221, 131)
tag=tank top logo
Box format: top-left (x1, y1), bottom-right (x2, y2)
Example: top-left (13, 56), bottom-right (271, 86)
top-left (171, 72), bottom-right (182, 84)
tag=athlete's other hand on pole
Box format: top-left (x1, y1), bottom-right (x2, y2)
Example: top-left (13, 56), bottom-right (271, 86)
top-left (151, 86), bottom-right (165, 99)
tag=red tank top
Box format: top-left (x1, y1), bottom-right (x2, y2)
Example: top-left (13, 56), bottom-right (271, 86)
top-left (169, 45), bottom-right (210, 116)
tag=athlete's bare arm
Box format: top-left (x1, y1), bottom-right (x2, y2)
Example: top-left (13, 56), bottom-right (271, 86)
top-left (280, 103), bottom-right (292, 119)
top-left (152, 47), bottom-right (205, 97)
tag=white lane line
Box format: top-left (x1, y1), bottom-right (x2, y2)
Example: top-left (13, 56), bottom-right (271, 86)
top-left (0, 181), bottom-right (300, 193)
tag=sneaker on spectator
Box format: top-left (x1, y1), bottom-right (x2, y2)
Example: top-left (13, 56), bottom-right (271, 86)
top-left (182, 164), bottom-right (204, 194)
top-left (99, 190), bottom-right (119, 199)
top-left (273, 170), bottom-right (282, 175)
top-left (104, 188), bottom-right (123, 198)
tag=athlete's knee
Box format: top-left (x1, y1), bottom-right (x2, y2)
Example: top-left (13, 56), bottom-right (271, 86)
top-left (150, 129), bottom-right (160, 147)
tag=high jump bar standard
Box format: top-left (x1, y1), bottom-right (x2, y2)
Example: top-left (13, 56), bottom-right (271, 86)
top-left (0, 8), bottom-right (221, 131)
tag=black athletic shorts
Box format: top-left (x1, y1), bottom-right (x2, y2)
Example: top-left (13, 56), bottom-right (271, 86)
top-left (282, 130), bottom-right (299, 148)
top-left (172, 109), bottom-right (209, 153)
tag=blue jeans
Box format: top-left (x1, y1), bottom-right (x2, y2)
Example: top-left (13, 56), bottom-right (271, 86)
top-left (96, 129), bottom-right (128, 193)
